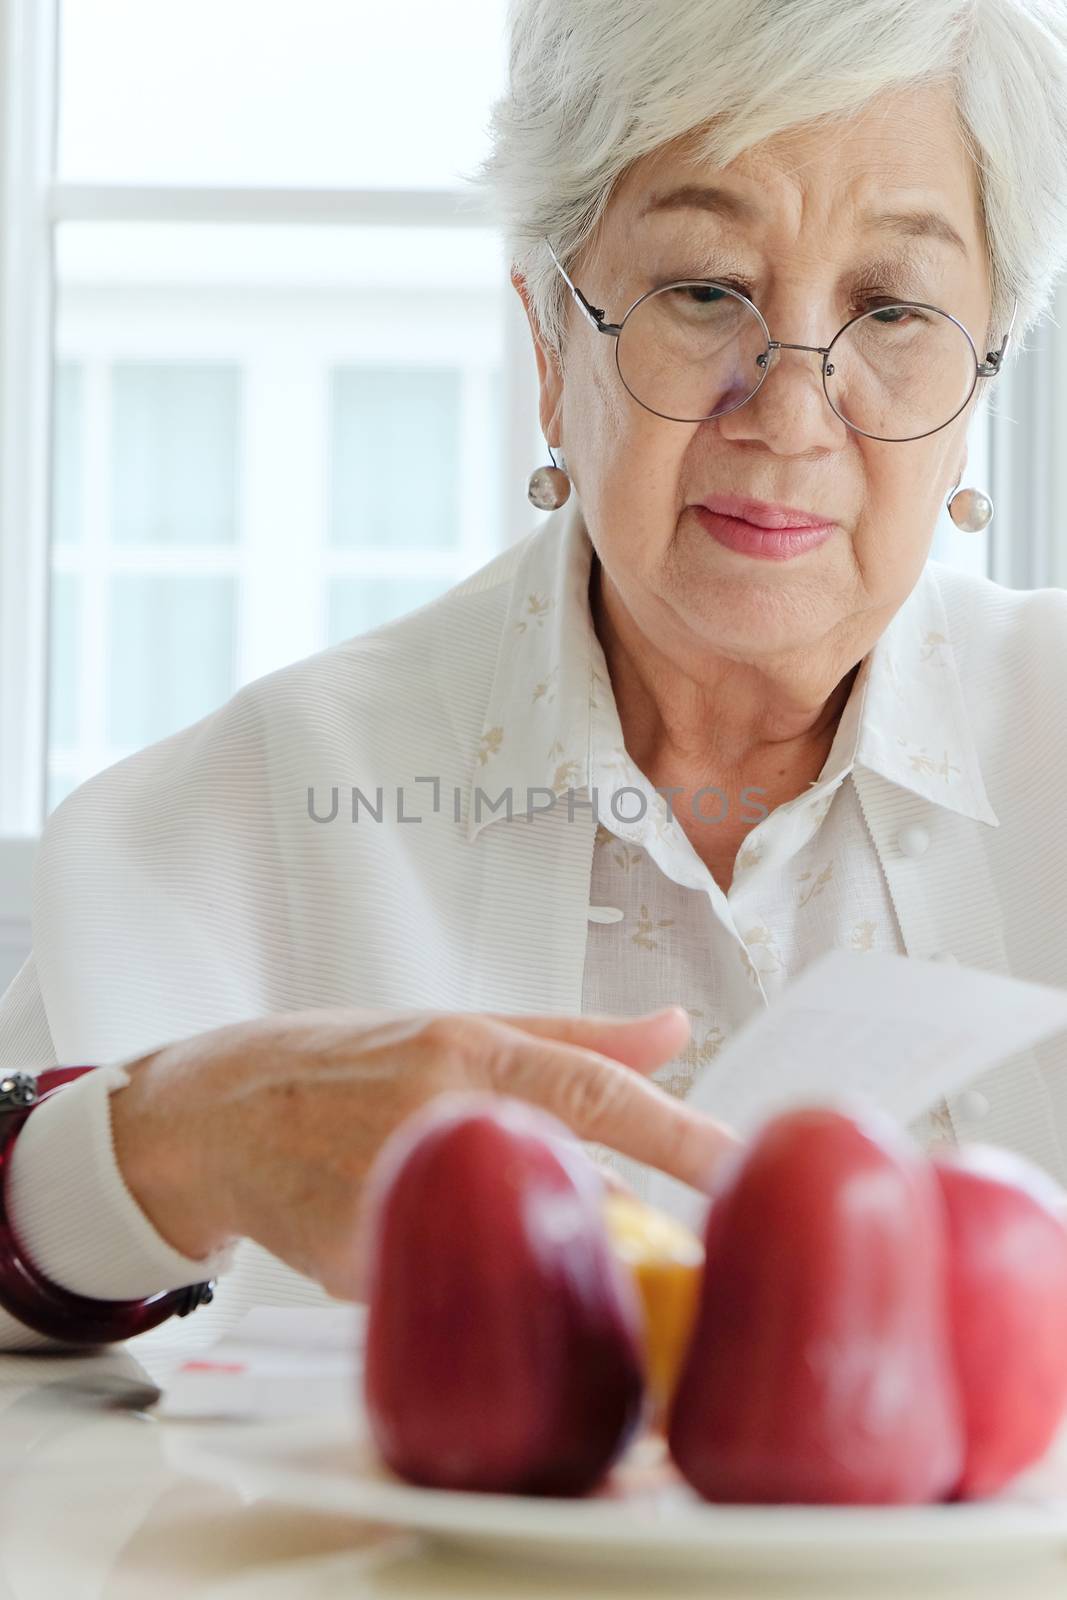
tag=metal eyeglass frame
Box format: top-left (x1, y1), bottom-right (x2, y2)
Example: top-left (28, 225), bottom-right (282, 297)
top-left (544, 237), bottom-right (1018, 444)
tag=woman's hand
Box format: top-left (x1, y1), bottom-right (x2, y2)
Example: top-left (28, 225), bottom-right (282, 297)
top-left (110, 1005), bottom-right (736, 1301)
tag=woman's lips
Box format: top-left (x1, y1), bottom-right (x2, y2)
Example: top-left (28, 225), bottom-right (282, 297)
top-left (693, 504), bottom-right (834, 561)
top-left (698, 493), bottom-right (832, 529)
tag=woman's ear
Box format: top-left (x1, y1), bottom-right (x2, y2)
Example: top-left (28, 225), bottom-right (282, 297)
top-left (511, 267), bottom-right (565, 445)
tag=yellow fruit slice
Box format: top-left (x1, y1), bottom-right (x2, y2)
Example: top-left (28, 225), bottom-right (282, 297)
top-left (601, 1192), bottom-right (704, 1427)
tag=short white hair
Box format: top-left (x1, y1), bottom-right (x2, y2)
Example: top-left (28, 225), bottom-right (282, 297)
top-left (466, 0), bottom-right (1067, 373)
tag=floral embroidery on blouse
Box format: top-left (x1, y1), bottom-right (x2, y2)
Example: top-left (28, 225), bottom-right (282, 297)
top-left (739, 925), bottom-right (784, 981)
top-left (846, 919), bottom-right (878, 951)
top-left (531, 664), bottom-right (559, 705)
top-left (735, 837), bottom-right (766, 875)
top-left (919, 629), bottom-right (950, 665)
top-left (551, 759), bottom-right (581, 795)
top-left (514, 592), bottom-right (552, 633)
top-left (477, 726), bottom-right (504, 765)
top-left (607, 838), bottom-right (644, 872)
top-left (896, 739), bottom-right (961, 782)
top-left (631, 902), bottom-right (675, 950)
top-left (682, 1008), bottom-right (727, 1065)
top-left (796, 860), bottom-right (834, 908)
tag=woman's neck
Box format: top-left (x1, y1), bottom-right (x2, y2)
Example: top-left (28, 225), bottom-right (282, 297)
top-left (589, 553), bottom-right (859, 786)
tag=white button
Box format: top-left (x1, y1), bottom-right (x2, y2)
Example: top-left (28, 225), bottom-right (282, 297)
top-left (952, 1089), bottom-right (990, 1122)
top-left (929, 950), bottom-right (958, 965)
top-left (897, 824), bottom-right (930, 859)
top-left (587, 905), bottom-right (624, 924)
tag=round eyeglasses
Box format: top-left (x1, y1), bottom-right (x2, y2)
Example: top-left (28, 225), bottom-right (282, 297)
top-left (545, 239), bottom-right (1017, 443)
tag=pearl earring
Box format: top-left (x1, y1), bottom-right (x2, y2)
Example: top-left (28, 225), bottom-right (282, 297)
top-left (527, 442), bottom-right (571, 510)
top-left (946, 479), bottom-right (994, 532)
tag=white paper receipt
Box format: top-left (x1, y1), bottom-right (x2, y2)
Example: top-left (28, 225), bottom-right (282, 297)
top-left (645, 948), bottom-right (1067, 1227)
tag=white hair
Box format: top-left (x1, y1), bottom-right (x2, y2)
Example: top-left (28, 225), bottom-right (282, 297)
top-left (465, 0), bottom-right (1067, 375)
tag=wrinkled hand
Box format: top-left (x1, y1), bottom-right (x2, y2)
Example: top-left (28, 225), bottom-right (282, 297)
top-left (111, 1004), bottom-right (738, 1301)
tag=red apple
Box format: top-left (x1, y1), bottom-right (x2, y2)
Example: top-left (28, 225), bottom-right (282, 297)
top-left (667, 1106), bottom-right (965, 1504)
top-left (360, 1091), bottom-right (647, 1495)
top-left (933, 1144), bottom-right (1067, 1498)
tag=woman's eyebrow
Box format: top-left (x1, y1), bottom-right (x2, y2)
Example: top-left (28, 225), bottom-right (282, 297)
top-left (641, 186), bottom-right (968, 256)
top-left (640, 185), bottom-right (757, 225)
top-left (864, 208), bottom-right (969, 256)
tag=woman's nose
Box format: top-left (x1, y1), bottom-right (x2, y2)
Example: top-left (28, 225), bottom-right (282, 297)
top-left (716, 342), bottom-right (848, 455)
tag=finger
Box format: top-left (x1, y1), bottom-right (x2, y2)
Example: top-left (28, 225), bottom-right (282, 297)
top-left (485, 1028), bottom-right (738, 1193)
top-left (479, 1006), bottom-right (691, 1075)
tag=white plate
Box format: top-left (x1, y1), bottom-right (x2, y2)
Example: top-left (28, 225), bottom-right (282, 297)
top-left (178, 1413), bottom-right (1067, 1581)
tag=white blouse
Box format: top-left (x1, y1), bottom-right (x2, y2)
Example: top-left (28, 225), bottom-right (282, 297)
top-left (491, 526), bottom-right (967, 1198)
top-left (1, 490), bottom-right (1064, 1356)
top-left (578, 733), bottom-right (958, 1205)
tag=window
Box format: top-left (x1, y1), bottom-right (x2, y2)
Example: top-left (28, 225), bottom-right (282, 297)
top-left (329, 367), bottom-right (463, 552)
top-left (6, 0), bottom-right (543, 824)
top-left (328, 578), bottom-right (452, 644)
top-left (52, 362), bottom-right (84, 548)
top-left (111, 363), bottom-right (241, 547)
top-left (57, 0), bottom-right (505, 191)
top-left (326, 363), bottom-right (471, 637)
top-left (44, 214), bottom-right (518, 803)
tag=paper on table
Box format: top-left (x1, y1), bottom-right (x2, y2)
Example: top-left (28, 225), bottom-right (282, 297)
top-left (645, 948), bottom-right (1067, 1229)
top-left (149, 1304), bottom-right (366, 1419)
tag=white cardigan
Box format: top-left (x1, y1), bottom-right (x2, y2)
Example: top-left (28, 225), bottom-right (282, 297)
top-left (2, 493), bottom-right (1067, 1354)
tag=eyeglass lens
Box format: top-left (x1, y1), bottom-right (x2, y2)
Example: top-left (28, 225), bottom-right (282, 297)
top-left (615, 284), bottom-right (979, 440)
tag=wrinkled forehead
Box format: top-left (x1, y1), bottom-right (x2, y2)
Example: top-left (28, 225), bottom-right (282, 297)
top-left (602, 84), bottom-right (986, 259)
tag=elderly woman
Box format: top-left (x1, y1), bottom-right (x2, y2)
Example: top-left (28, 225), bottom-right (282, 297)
top-left (1, 0), bottom-right (1067, 1354)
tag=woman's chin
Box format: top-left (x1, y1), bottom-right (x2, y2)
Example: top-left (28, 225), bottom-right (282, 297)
top-left (669, 569), bottom-right (837, 653)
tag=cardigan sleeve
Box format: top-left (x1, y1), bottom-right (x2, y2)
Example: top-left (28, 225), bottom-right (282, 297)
top-left (0, 953), bottom-right (236, 1353)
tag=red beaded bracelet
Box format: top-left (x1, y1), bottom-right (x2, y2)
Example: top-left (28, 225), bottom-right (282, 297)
top-left (0, 1066), bottom-right (216, 1346)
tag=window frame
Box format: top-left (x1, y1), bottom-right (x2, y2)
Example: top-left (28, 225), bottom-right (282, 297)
top-left (0, 0), bottom-right (58, 840)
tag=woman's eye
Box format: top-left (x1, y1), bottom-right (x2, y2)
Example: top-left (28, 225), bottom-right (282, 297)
top-left (659, 283), bottom-right (930, 325)
top-left (857, 289), bottom-right (927, 316)
top-left (862, 299), bottom-right (927, 325)
top-left (672, 281), bottom-right (751, 304)
top-left (685, 285), bottom-right (730, 303)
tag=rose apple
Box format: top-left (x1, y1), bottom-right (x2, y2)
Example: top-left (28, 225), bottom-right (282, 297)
top-left (667, 1106), bottom-right (965, 1504)
top-left (361, 1092), bottom-right (646, 1495)
top-left (933, 1143), bottom-right (1067, 1498)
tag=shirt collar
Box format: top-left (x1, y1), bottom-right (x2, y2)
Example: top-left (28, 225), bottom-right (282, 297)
top-left (845, 561), bottom-right (999, 826)
top-left (466, 495), bottom-right (998, 843)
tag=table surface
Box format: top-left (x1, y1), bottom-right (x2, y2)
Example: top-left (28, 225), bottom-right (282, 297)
top-left (2, 1304), bottom-right (1066, 1600)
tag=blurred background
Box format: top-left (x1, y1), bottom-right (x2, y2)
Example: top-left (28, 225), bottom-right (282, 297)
top-left (0, 0), bottom-right (1064, 986)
